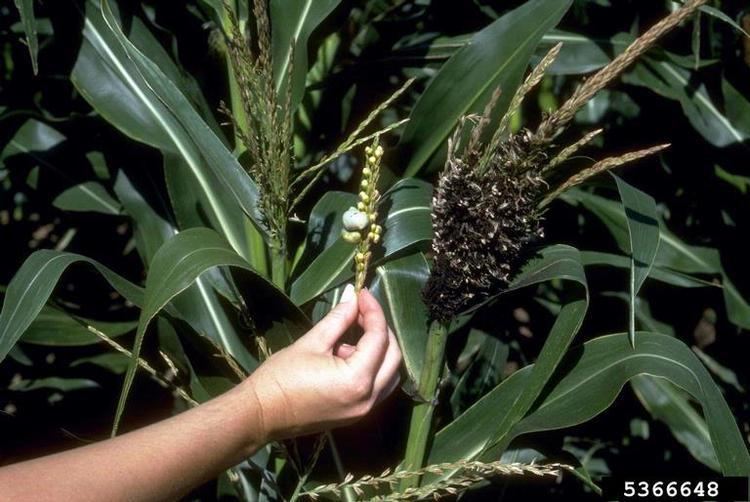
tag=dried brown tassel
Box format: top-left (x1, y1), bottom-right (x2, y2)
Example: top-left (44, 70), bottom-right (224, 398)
top-left (424, 124), bottom-right (546, 322)
top-left (421, 1), bottom-right (704, 322)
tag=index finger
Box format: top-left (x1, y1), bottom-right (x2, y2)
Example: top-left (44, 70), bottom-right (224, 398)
top-left (347, 289), bottom-right (389, 376)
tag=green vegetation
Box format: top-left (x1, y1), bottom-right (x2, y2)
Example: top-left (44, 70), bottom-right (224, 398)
top-left (2, 0), bottom-right (749, 499)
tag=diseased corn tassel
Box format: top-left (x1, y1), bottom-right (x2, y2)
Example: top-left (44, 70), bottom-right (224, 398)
top-left (423, 0), bottom-right (707, 323)
top-left (423, 121), bottom-right (546, 323)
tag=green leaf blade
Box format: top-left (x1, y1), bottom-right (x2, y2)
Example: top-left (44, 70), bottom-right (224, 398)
top-left (270, 0), bottom-right (342, 110)
top-left (53, 181), bottom-right (122, 215)
top-left (401, 0), bottom-right (573, 176)
top-left (290, 178), bottom-right (433, 305)
top-left (13, 0), bottom-right (38, 74)
top-left (429, 333), bottom-right (750, 477)
top-left (612, 174), bottom-right (660, 347)
top-left (613, 175), bottom-right (660, 295)
top-left (80, 0), bottom-right (270, 254)
top-left (631, 375), bottom-right (720, 472)
top-left (111, 228), bottom-right (310, 435)
top-left (371, 253), bottom-right (431, 384)
top-left (567, 189), bottom-right (750, 330)
top-left (418, 245), bottom-right (589, 485)
top-left (0, 251), bottom-right (144, 364)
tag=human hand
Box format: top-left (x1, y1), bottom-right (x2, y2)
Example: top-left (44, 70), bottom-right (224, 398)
top-left (242, 285), bottom-right (402, 443)
top-left (0, 287), bottom-right (400, 501)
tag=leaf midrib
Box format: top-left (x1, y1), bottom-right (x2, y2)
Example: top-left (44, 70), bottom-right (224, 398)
top-left (659, 61), bottom-right (745, 144)
top-left (528, 352), bottom-right (697, 417)
top-left (0, 254), bottom-right (71, 343)
top-left (274, 0), bottom-right (313, 95)
top-left (90, 8), bottom-right (245, 254)
top-left (407, 1), bottom-right (569, 174)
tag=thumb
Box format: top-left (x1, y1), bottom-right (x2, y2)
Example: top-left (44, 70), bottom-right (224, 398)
top-left (301, 284), bottom-right (358, 351)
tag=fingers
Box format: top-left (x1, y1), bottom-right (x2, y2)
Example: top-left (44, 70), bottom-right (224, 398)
top-left (346, 289), bottom-right (389, 376)
top-left (300, 284), bottom-right (358, 351)
top-left (334, 343), bottom-right (356, 359)
top-left (374, 327), bottom-right (403, 404)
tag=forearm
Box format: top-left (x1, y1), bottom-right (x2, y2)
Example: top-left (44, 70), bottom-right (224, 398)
top-left (0, 382), bottom-right (265, 502)
top-left (0, 289), bottom-right (400, 501)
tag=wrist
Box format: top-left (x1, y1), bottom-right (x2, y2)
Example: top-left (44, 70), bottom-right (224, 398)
top-left (221, 378), bottom-right (269, 459)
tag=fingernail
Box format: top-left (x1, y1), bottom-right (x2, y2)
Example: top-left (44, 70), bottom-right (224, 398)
top-left (339, 283), bottom-right (356, 304)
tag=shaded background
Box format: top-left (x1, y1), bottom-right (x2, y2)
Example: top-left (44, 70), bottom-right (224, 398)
top-left (2, 0), bottom-right (750, 499)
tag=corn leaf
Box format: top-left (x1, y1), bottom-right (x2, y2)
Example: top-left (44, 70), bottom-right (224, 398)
top-left (631, 375), bottom-right (720, 472)
top-left (19, 306), bottom-right (136, 347)
top-left (370, 253), bottom-right (431, 385)
top-left (114, 170), bottom-right (252, 370)
top-left (0, 251), bottom-right (144, 364)
top-left (290, 178), bottom-right (433, 305)
top-left (84, 0), bottom-right (269, 253)
top-left (581, 252), bottom-right (716, 289)
top-left (13, 0), bottom-right (38, 74)
top-left (419, 245), bottom-right (588, 485)
top-left (567, 189), bottom-right (750, 330)
top-left (429, 333), bottom-right (750, 477)
top-left (52, 181), bottom-right (121, 215)
top-left (624, 55), bottom-right (748, 147)
top-left (111, 227), bottom-right (309, 435)
top-left (401, 0), bottom-right (572, 176)
top-left (270, 0), bottom-right (342, 111)
top-left (612, 174), bottom-right (660, 347)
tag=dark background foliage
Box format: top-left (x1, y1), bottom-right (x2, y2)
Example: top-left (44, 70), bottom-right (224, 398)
top-left (2, 0), bottom-right (749, 499)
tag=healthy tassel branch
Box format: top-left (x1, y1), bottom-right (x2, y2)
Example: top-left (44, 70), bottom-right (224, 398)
top-left (342, 139), bottom-right (385, 292)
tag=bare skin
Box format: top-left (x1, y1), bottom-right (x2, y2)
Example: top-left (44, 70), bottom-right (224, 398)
top-left (0, 286), bottom-right (401, 502)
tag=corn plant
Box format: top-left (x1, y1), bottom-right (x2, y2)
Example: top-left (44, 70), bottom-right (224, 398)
top-left (2, 0), bottom-right (750, 499)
